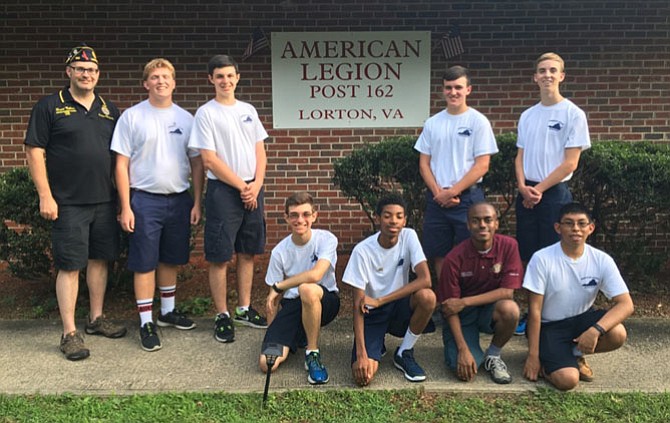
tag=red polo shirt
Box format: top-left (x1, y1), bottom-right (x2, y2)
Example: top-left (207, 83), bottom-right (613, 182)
top-left (437, 234), bottom-right (523, 302)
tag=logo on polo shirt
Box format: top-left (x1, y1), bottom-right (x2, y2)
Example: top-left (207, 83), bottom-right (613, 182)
top-left (581, 278), bottom-right (598, 287)
top-left (397, 258), bottom-right (404, 267)
top-left (548, 120), bottom-right (564, 131)
top-left (168, 122), bottom-right (184, 135)
top-left (241, 115), bottom-right (253, 124)
top-left (492, 262), bottom-right (502, 274)
top-left (457, 127), bottom-right (472, 136)
top-left (55, 106), bottom-right (77, 116)
top-left (311, 253), bottom-right (318, 263)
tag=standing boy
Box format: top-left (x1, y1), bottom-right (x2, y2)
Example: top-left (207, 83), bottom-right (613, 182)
top-left (514, 52), bottom-right (591, 264)
top-left (259, 192), bottom-right (340, 385)
top-left (25, 44), bottom-right (126, 361)
top-left (188, 55), bottom-right (268, 343)
top-left (343, 194), bottom-right (436, 386)
top-left (112, 58), bottom-right (203, 352)
top-left (523, 203), bottom-right (634, 391)
top-left (438, 202), bottom-right (523, 384)
top-left (414, 66), bottom-right (498, 277)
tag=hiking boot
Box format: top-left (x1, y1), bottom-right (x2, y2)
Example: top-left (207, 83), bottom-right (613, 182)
top-left (234, 306), bottom-right (268, 328)
top-left (484, 355), bottom-right (512, 384)
top-left (304, 351), bottom-right (329, 385)
top-left (157, 310), bottom-right (196, 330)
top-left (60, 331), bottom-right (90, 361)
top-left (139, 322), bottom-right (162, 352)
top-left (85, 315), bottom-right (127, 338)
top-left (393, 347), bottom-right (426, 382)
top-left (214, 314), bottom-right (235, 343)
top-left (577, 356), bottom-right (594, 382)
top-left (514, 313), bottom-right (528, 336)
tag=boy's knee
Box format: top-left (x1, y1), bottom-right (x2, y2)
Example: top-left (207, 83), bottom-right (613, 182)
top-left (601, 323), bottom-right (627, 350)
top-left (298, 284), bottom-right (322, 305)
top-left (495, 300), bottom-right (520, 323)
top-left (548, 368), bottom-right (580, 391)
top-left (414, 288), bottom-right (436, 309)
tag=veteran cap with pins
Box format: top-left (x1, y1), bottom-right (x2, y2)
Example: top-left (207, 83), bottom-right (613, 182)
top-left (65, 43), bottom-right (98, 65)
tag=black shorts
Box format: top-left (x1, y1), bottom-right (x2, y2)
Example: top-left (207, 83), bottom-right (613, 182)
top-left (204, 179), bottom-right (265, 262)
top-left (539, 308), bottom-right (607, 374)
top-left (351, 296), bottom-right (436, 363)
top-left (51, 202), bottom-right (119, 270)
top-left (261, 285), bottom-right (340, 353)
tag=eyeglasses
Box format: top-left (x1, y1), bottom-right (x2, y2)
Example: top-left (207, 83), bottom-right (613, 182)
top-left (559, 220), bottom-right (591, 228)
top-left (287, 211), bottom-right (314, 221)
top-left (68, 66), bottom-right (99, 75)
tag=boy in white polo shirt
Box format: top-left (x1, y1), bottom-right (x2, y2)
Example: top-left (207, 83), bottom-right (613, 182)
top-left (414, 65), bottom-right (498, 278)
top-left (343, 194), bottom-right (436, 386)
top-left (522, 203), bottom-right (634, 391)
top-left (112, 58), bottom-right (203, 352)
top-left (259, 192), bottom-right (340, 385)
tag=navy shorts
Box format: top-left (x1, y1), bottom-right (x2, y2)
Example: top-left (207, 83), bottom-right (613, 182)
top-left (350, 296), bottom-right (436, 363)
top-left (262, 285), bottom-right (340, 353)
top-left (442, 303), bottom-right (495, 370)
top-left (422, 186), bottom-right (485, 259)
top-left (51, 202), bottom-right (119, 271)
top-left (516, 181), bottom-right (572, 262)
top-left (539, 308), bottom-right (607, 374)
top-left (127, 190), bottom-right (193, 273)
top-left (204, 179), bottom-right (266, 263)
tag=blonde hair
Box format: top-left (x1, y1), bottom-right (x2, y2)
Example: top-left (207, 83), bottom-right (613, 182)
top-left (535, 52), bottom-right (565, 72)
top-left (143, 58), bottom-right (176, 81)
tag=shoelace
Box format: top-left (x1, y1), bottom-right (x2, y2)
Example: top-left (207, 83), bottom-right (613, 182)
top-left (486, 357), bottom-right (507, 371)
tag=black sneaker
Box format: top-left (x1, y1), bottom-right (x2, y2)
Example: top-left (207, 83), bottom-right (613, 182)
top-left (214, 314), bottom-right (235, 343)
top-left (234, 306), bottom-right (268, 328)
top-left (60, 331), bottom-right (90, 361)
top-left (393, 347), bottom-right (426, 382)
top-left (139, 322), bottom-right (162, 352)
top-left (157, 310), bottom-right (196, 330)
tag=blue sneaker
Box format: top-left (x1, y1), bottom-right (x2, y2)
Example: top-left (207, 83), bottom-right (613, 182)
top-left (515, 313), bottom-right (528, 336)
top-left (393, 347), bottom-right (426, 382)
top-left (304, 351), bottom-right (329, 385)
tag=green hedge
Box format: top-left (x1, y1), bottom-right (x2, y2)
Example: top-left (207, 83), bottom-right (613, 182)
top-left (0, 167), bottom-right (52, 279)
top-left (332, 135), bottom-right (670, 284)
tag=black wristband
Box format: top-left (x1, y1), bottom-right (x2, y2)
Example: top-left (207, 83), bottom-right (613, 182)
top-left (272, 283), bottom-right (284, 294)
top-left (592, 323), bottom-right (606, 336)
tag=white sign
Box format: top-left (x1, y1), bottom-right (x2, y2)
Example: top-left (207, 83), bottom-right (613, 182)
top-left (272, 31), bottom-right (430, 129)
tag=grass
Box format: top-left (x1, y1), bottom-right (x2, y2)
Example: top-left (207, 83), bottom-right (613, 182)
top-left (1, 389), bottom-right (669, 423)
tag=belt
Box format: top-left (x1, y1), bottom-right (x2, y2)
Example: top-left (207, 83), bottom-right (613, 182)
top-left (131, 189), bottom-right (186, 197)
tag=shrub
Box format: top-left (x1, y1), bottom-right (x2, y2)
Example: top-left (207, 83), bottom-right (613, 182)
top-left (481, 132), bottom-right (517, 231)
top-left (572, 141), bottom-right (670, 284)
top-left (332, 136), bottom-right (425, 234)
top-left (0, 167), bottom-right (52, 279)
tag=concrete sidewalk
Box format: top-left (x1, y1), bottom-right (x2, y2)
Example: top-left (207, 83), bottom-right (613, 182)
top-left (1, 317), bottom-right (668, 395)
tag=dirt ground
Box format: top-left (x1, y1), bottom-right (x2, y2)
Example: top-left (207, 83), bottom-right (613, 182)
top-left (0, 254), bottom-right (667, 321)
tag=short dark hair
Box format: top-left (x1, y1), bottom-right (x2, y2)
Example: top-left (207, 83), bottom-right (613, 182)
top-left (467, 201), bottom-right (498, 220)
top-left (443, 65), bottom-right (470, 85)
top-left (557, 202), bottom-right (593, 223)
top-left (207, 54), bottom-right (239, 75)
top-left (375, 193), bottom-right (407, 216)
top-left (284, 192), bottom-right (314, 214)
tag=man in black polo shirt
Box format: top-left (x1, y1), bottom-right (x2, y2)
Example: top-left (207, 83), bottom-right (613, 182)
top-left (25, 44), bottom-right (127, 361)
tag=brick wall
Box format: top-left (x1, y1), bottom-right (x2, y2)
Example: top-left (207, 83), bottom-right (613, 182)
top-left (1, 0), bottom-right (669, 252)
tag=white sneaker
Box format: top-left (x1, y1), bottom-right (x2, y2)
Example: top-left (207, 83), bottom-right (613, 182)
top-left (484, 355), bottom-right (512, 384)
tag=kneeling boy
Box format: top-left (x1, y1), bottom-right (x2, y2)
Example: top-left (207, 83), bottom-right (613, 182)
top-left (343, 194), bottom-right (436, 386)
top-left (259, 192), bottom-right (340, 385)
